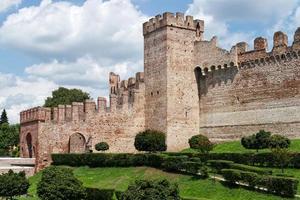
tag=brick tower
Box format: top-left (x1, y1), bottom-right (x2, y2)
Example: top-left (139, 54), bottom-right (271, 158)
top-left (143, 12), bottom-right (204, 151)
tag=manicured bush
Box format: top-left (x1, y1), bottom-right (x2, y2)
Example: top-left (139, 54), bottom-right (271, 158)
top-left (209, 160), bottom-right (271, 175)
top-left (134, 130), bottom-right (167, 152)
top-left (37, 166), bottom-right (86, 200)
top-left (0, 170), bottom-right (29, 199)
top-left (271, 147), bottom-right (292, 173)
top-left (208, 160), bottom-right (234, 173)
top-left (221, 169), bottom-right (241, 185)
top-left (52, 153), bottom-right (164, 168)
top-left (229, 163), bottom-right (272, 175)
top-left (241, 130), bottom-right (271, 152)
top-left (85, 188), bottom-right (114, 200)
top-left (182, 161), bottom-right (208, 178)
top-left (188, 134), bottom-right (214, 153)
top-left (162, 156), bottom-right (189, 172)
top-left (221, 169), bottom-right (299, 197)
top-left (52, 152), bottom-right (300, 170)
top-left (268, 134), bottom-right (291, 149)
top-left (119, 179), bottom-right (180, 200)
top-left (95, 142), bottom-right (109, 151)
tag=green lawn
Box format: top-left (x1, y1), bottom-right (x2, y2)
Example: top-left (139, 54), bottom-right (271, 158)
top-left (20, 166), bottom-right (300, 200)
top-left (182, 139), bottom-right (300, 153)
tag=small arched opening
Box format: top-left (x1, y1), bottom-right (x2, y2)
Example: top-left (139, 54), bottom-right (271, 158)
top-left (26, 133), bottom-right (33, 158)
top-left (69, 133), bottom-right (86, 153)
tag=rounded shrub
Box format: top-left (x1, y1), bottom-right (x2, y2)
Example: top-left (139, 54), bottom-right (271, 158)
top-left (269, 134), bottom-right (291, 149)
top-left (188, 134), bottom-right (213, 153)
top-left (0, 170), bottom-right (29, 199)
top-left (134, 130), bottom-right (167, 152)
top-left (95, 142), bottom-right (109, 151)
top-left (119, 179), bottom-right (180, 200)
top-left (37, 166), bottom-right (86, 200)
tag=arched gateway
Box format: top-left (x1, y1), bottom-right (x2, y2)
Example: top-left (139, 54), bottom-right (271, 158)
top-left (69, 133), bottom-right (86, 153)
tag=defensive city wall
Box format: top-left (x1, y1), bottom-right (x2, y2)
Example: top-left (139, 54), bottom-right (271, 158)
top-left (20, 12), bottom-right (300, 171)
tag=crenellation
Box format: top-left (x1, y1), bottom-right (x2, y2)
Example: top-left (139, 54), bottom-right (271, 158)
top-left (109, 94), bottom-right (118, 112)
top-left (236, 42), bottom-right (249, 54)
top-left (57, 105), bottom-right (65, 123)
top-left (97, 97), bottom-right (107, 112)
top-left (52, 107), bottom-right (58, 122)
top-left (65, 105), bottom-right (72, 122)
top-left (143, 12), bottom-right (204, 37)
top-left (128, 77), bottom-right (136, 88)
top-left (272, 31), bottom-right (288, 54)
top-left (254, 37), bottom-right (268, 51)
top-left (84, 99), bottom-right (96, 114)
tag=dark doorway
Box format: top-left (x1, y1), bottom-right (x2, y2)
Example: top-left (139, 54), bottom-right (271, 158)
top-left (26, 133), bottom-right (33, 158)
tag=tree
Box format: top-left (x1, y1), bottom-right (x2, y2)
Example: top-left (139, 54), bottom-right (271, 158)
top-left (188, 134), bottom-right (214, 153)
top-left (37, 166), bottom-right (86, 200)
top-left (0, 109), bottom-right (8, 125)
top-left (95, 142), bottom-right (109, 152)
top-left (44, 87), bottom-right (90, 107)
top-left (0, 170), bottom-right (29, 200)
top-left (134, 130), bottom-right (167, 152)
top-left (269, 134), bottom-right (291, 149)
top-left (0, 123), bottom-right (20, 155)
top-left (119, 179), bottom-right (180, 200)
top-left (241, 130), bottom-right (271, 152)
top-left (271, 147), bottom-right (292, 173)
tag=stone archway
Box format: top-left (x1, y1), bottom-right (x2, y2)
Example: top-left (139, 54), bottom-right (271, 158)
top-left (26, 133), bottom-right (33, 158)
top-left (69, 133), bottom-right (86, 153)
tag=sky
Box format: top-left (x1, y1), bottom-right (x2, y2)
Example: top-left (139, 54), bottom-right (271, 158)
top-left (0, 0), bottom-right (300, 123)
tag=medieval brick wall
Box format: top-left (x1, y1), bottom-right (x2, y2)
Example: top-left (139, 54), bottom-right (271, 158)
top-left (19, 12), bottom-right (300, 170)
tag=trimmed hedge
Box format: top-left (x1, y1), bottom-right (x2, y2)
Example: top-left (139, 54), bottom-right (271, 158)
top-left (52, 153), bottom-right (164, 168)
top-left (85, 188), bottom-right (114, 200)
top-left (221, 169), bottom-right (299, 197)
top-left (208, 160), bottom-right (271, 175)
top-left (164, 152), bottom-right (300, 168)
top-left (161, 156), bottom-right (208, 178)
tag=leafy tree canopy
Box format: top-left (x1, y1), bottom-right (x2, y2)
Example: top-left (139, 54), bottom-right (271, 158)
top-left (44, 87), bottom-right (90, 107)
top-left (0, 123), bottom-right (19, 150)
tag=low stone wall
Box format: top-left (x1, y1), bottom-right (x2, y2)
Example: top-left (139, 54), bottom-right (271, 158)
top-left (0, 158), bottom-right (35, 177)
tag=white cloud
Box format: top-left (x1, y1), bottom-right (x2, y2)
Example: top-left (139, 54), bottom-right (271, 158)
top-left (0, 0), bottom-right (147, 62)
top-left (186, 0), bottom-right (299, 49)
top-left (0, 0), bottom-right (147, 123)
top-left (0, 0), bottom-right (22, 13)
top-left (25, 55), bottom-right (143, 89)
top-left (0, 73), bottom-right (57, 123)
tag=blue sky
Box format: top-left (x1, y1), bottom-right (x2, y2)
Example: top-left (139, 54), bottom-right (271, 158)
top-left (0, 0), bottom-right (299, 123)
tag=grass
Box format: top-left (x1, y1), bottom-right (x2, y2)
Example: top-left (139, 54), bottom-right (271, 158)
top-left (19, 166), bottom-right (300, 200)
top-left (182, 139), bottom-right (300, 153)
top-left (19, 139), bottom-right (300, 200)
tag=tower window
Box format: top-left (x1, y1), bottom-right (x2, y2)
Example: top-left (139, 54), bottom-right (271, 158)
top-left (157, 91), bottom-right (160, 95)
top-left (151, 92), bottom-right (153, 96)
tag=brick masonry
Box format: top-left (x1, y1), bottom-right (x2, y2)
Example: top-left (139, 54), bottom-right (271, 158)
top-left (19, 12), bottom-right (300, 171)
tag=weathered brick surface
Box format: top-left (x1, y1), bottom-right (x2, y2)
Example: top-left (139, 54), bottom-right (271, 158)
top-left (19, 12), bottom-right (300, 171)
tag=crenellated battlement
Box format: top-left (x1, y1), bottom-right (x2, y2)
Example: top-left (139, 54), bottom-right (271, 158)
top-left (143, 12), bottom-right (204, 36)
top-left (20, 107), bottom-right (50, 124)
top-left (236, 28), bottom-right (300, 63)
